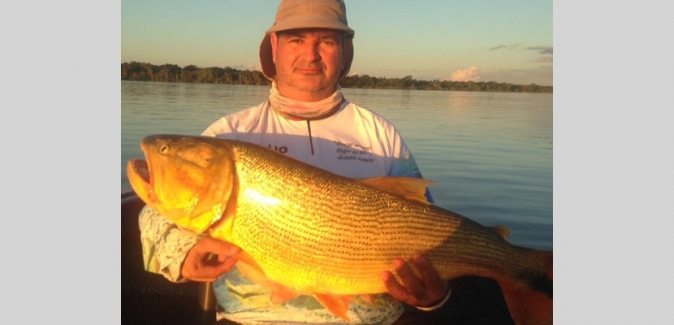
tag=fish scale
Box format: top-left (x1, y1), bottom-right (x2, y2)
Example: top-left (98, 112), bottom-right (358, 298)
top-left (218, 140), bottom-right (531, 294)
top-left (127, 135), bottom-right (553, 325)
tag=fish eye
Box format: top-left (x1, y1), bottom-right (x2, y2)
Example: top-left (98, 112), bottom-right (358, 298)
top-left (159, 145), bottom-right (170, 154)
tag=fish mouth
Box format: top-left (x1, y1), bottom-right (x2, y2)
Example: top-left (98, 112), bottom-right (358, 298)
top-left (128, 159), bottom-right (150, 183)
top-left (127, 158), bottom-right (154, 203)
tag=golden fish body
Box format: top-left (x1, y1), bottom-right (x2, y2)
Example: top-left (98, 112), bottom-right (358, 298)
top-left (127, 135), bottom-right (553, 325)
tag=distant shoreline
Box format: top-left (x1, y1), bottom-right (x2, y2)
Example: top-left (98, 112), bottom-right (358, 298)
top-left (122, 62), bottom-right (553, 93)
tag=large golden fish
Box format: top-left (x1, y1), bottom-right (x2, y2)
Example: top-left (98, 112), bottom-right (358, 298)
top-left (127, 134), bottom-right (552, 325)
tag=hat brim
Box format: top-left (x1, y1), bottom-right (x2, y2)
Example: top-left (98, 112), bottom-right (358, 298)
top-left (266, 13), bottom-right (355, 35)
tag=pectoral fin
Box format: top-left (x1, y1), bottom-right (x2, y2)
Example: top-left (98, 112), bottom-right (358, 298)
top-left (207, 190), bottom-right (239, 242)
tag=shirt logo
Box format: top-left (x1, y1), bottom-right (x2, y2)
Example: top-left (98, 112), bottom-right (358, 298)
top-left (333, 140), bottom-right (376, 163)
top-left (267, 144), bottom-right (288, 154)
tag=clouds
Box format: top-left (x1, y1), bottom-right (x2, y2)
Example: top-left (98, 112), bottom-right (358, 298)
top-left (447, 67), bottom-right (481, 82)
top-left (488, 43), bottom-right (553, 65)
top-left (525, 46), bottom-right (553, 63)
top-left (489, 44), bottom-right (552, 55)
top-left (489, 43), bottom-right (523, 51)
top-left (229, 63), bottom-right (262, 71)
top-left (526, 46), bottom-right (553, 55)
top-left (534, 57), bottom-right (553, 63)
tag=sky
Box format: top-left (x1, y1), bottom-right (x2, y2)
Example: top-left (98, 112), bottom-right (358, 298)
top-left (122, 0), bottom-right (553, 86)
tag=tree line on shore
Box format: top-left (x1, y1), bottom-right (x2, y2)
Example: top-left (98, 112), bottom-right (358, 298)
top-left (121, 62), bottom-right (552, 93)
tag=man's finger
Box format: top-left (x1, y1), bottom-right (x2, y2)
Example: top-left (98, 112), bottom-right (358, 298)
top-left (201, 237), bottom-right (241, 257)
top-left (380, 270), bottom-right (411, 303)
top-left (411, 254), bottom-right (445, 297)
top-left (182, 238), bottom-right (241, 281)
top-left (392, 258), bottom-right (425, 298)
top-left (217, 256), bottom-right (239, 273)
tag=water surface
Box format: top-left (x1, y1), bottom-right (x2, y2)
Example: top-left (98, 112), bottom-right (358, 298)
top-left (121, 81), bottom-right (552, 250)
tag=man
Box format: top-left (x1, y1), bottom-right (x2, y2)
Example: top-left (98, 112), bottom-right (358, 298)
top-left (139, 1), bottom-right (450, 323)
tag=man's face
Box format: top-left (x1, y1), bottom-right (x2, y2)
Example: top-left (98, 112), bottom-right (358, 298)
top-left (271, 28), bottom-right (350, 101)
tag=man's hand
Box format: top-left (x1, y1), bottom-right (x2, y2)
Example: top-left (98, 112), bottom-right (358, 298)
top-left (380, 254), bottom-right (448, 308)
top-left (181, 237), bottom-right (241, 282)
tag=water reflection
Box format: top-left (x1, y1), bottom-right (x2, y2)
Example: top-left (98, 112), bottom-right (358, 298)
top-left (448, 91), bottom-right (476, 112)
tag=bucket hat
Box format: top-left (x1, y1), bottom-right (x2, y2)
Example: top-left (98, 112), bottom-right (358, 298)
top-left (259, 0), bottom-right (355, 81)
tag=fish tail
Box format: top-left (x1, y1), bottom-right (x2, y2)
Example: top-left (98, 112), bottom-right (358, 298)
top-left (498, 250), bottom-right (553, 325)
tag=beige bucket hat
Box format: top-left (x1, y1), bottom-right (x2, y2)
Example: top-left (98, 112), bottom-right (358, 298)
top-left (259, 0), bottom-right (356, 81)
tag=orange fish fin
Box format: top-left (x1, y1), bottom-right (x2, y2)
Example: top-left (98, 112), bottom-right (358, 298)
top-left (270, 287), bottom-right (301, 305)
top-left (500, 284), bottom-right (552, 325)
top-left (235, 251), bottom-right (264, 272)
top-left (314, 294), bottom-right (353, 322)
top-left (207, 194), bottom-right (239, 242)
top-left (234, 251), bottom-right (267, 279)
top-left (499, 250), bottom-right (553, 325)
top-left (359, 177), bottom-right (434, 204)
top-left (234, 252), bottom-right (301, 305)
top-left (233, 251), bottom-right (275, 293)
top-left (490, 225), bottom-right (511, 239)
top-left (358, 294), bottom-right (380, 307)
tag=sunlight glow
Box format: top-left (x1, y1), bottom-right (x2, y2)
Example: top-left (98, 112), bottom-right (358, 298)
top-left (243, 188), bottom-right (282, 206)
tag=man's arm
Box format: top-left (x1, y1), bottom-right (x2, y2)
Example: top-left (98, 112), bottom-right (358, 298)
top-left (138, 205), bottom-right (240, 282)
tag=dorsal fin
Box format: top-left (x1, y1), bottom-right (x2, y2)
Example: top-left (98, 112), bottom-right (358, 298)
top-left (490, 225), bottom-right (511, 239)
top-left (358, 177), bottom-right (434, 205)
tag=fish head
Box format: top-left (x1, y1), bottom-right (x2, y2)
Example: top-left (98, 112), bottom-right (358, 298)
top-left (127, 135), bottom-right (236, 234)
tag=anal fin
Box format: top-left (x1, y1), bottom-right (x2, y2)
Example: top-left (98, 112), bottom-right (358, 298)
top-left (314, 294), bottom-right (353, 322)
